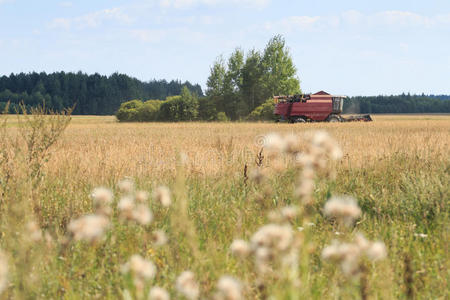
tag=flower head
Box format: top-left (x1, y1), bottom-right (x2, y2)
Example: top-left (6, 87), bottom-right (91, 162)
top-left (149, 287), bottom-right (170, 300)
top-left (68, 214), bottom-right (110, 243)
top-left (118, 178), bottom-right (135, 194)
top-left (153, 186), bottom-right (172, 207)
top-left (0, 251), bottom-right (8, 294)
top-left (230, 239), bottom-right (251, 259)
top-left (214, 276), bottom-right (242, 300)
top-left (91, 187), bottom-right (114, 216)
top-left (176, 271), bottom-right (199, 300)
top-left (323, 196), bottom-right (361, 226)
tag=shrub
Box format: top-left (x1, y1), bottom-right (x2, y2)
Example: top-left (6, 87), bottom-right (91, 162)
top-left (216, 112), bottom-right (229, 122)
top-left (139, 100), bottom-right (162, 122)
top-left (158, 87), bottom-right (199, 121)
top-left (247, 98), bottom-right (276, 121)
top-left (116, 100), bottom-right (144, 122)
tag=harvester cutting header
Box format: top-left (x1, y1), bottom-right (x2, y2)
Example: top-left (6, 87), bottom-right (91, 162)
top-left (274, 91), bottom-right (372, 123)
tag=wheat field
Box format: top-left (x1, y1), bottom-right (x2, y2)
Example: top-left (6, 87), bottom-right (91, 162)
top-left (0, 114), bottom-right (448, 299)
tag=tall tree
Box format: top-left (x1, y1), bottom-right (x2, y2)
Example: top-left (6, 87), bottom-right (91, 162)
top-left (260, 35), bottom-right (300, 97)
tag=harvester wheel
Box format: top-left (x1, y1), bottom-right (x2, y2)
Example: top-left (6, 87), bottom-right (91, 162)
top-left (328, 115), bottom-right (340, 123)
top-left (292, 117), bottom-right (306, 123)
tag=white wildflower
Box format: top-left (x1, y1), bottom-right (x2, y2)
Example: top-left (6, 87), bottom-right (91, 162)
top-left (176, 271), bottom-right (199, 300)
top-left (91, 187), bottom-right (113, 216)
top-left (263, 133), bottom-right (286, 153)
top-left (122, 254), bottom-right (156, 291)
top-left (230, 239), bottom-right (251, 259)
top-left (153, 186), bottom-right (172, 207)
top-left (118, 196), bottom-right (135, 220)
top-left (323, 195), bottom-right (361, 226)
top-left (149, 286), bottom-right (170, 300)
top-left (135, 190), bottom-right (149, 203)
top-left (132, 204), bottom-right (153, 225)
top-left (366, 241), bottom-right (387, 261)
top-left (68, 214), bottom-right (109, 243)
top-left (126, 255), bottom-right (156, 279)
top-left (214, 276), bottom-right (242, 300)
top-left (91, 187), bottom-right (113, 207)
top-left (0, 251), bottom-right (8, 294)
top-left (280, 206), bottom-right (299, 221)
top-left (151, 230), bottom-right (168, 247)
top-left (118, 178), bottom-right (134, 194)
top-left (251, 224), bottom-right (293, 252)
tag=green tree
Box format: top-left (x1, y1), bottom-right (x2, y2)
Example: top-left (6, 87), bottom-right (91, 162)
top-left (260, 35), bottom-right (300, 98)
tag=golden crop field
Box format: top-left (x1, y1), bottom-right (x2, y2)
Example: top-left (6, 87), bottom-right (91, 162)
top-left (0, 114), bottom-right (449, 299)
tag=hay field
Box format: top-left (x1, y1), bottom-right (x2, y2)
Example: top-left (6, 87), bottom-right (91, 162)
top-left (0, 114), bottom-right (449, 299)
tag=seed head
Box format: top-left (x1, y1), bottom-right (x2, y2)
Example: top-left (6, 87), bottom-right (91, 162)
top-left (175, 271), bottom-right (199, 300)
top-left (230, 239), bottom-right (251, 259)
top-left (132, 204), bottom-right (153, 225)
top-left (135, 190), bottom-right (149, 203)
top-left (366, 241), bottom-right (387, 261)
top-left (251, 224), bottom-right (293, 252)
top-left (91, 187), bottom-right (113, 207)
top-left (263, 133), bottom-right (286, 153)
top-left (0, 251), bottom-right (8, 294)
top-left (118, 196), bottom-right (135, 220)
top-left (118, 178), bottom-right (135, 194)
top-left (68, 214), bottom-right (109, 243)
top-left (323, 196), bottom-right (361, 226)
top-left (151, 230), bottom-right (168, 247)
top-left (149, 287), bottom-right (170, 300)
top-left (153, 186), bottom-right (172, 207)
top-left (214, 276), bottom-right (243, 300)
top-left (122, 254), bottom-right (156, 284)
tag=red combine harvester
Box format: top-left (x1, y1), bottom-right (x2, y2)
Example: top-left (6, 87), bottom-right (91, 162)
top-left (274, 91), bottom-right (372, 123)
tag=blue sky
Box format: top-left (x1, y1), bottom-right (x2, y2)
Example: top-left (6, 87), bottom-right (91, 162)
top-left (0, 0), bottom-right (449, 96)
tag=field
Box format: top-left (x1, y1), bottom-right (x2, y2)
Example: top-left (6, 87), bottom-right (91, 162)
top-left (0, 114), bottom-right (449, 299)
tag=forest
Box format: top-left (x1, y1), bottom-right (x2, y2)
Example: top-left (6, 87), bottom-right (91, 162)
top-left (0, 71), bottom-right (202, 115)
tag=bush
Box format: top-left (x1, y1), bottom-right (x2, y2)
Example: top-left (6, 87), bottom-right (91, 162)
top-left (216, 112), bottom-right (229, 122)
top-left (158, 87), bottom-right (199, 122)
top-left (139, 100), bottom-right (162, 121)
top-left (247, 98), bottom-right (276, 121)
top-left (116, 100), bottom-right (144, 122)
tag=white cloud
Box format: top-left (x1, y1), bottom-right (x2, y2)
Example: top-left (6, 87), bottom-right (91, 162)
top-left (160, 0), bottom-right (269, 9)
top-left (130, 27), bottom-right (206, 43)
top-left (265, 10), bottom-right (450, 33)
top-left (372, 11), bottom-right (433, 28)
top-left (59, 1), bottom-right (72, 7)
top-left (48, 7), bottom-right (133, 30)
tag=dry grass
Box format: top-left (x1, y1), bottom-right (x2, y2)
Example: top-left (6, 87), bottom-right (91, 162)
top-left (0, 114), bottom-right (448, 299)
top-left (39, 115), bottom-right (448, 180)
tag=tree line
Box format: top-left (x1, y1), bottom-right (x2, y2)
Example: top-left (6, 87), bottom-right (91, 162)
top-left (344, 94), bottom-right (450, 114)
top-left (116, 35), bottom-right (301, 122)
top-left (0, 71), bottom-right (202, 115)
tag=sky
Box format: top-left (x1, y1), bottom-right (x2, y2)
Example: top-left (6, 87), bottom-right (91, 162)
top-left (0, 0), bottom-right (449, 96)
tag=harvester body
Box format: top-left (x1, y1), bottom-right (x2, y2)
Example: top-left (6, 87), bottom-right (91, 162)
top-left (274, 91), bottom-right (371, 123)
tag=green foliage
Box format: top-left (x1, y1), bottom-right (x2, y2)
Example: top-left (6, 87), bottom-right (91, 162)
top-left (247, 98), bottom-right (277, 121)
top-left (216, 112), bottom-right (229, 122)
top-left (344, 94), bottom-right (450, 113)
top-left (158, 90), bottom-right (199, 122)
top-left (0, 72), bottom-right (203, 115)
top-left (205, 35), bottom-right (301, 120)
top-left (139, 100), bottom-right (162, 121)
top-left (198, 97), bottom-right (218, 121)
top-left (116, 100), bottom-right (144, 122)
